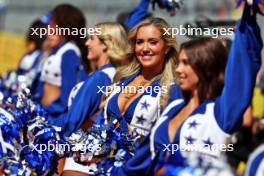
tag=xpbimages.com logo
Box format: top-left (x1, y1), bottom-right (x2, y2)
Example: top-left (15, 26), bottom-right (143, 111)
top-left (163, 143), bottom-right (234, 154)
top-left (30, 141), bottom-right (102, 154)
top-left (163, 25), bottom-right (234, 38)
top-left (97, 84), bottom-right (168, 95)
top-left (30, 25), bottom-right (102, 38)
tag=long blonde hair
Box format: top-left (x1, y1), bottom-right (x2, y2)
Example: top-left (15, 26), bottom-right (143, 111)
top-left (94, 22), bottom-right (130, 68)
top-left (116, 17), bottom-right (178, 108)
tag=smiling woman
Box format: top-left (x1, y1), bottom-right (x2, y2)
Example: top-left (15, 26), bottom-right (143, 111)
top-left (176, 38), bottom-right (227, 102)
top-left (134, 25), bottom-right (169, 72)
top-left (114, 17), bottom-right (180, 113)
top-left (176, 50), bottom-right (199, 93)
top-left (61, 17), bottom-right (183, 176)
top-left (168, 38), bottom-right (228, 145)
top-left (103, 17), bottom-right (180, 138)
top-left (109, 3), bottom-right (263, 175)
top-left (47, 22), bottom-right (130, 176)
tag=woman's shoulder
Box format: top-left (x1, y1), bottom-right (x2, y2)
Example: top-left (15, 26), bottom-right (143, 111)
top-left (99, 65), bottom-right (116, 82)
top-left (88, 64), bottom-right (116, 84)
top-left (58, 41), bottom-right (81, 57)
top-left (167, 83), bottom-right (183, 101)
top-left (161, 98), bottom-right (185, 118)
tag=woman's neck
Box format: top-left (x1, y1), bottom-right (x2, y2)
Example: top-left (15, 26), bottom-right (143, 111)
top-left (188, 89), bottom-right (199, 109)
top-left (141, 66), bottom-right (163, 81)
top-left (96, 54), bottom-right (110, 68)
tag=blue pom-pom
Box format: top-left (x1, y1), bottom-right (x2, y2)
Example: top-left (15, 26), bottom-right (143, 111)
top-left (0, 89), bottom-right (63, 175)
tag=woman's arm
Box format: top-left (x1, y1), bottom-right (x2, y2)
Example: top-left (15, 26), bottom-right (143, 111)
top-left (215, 3), bottom-right (263, 134)
top-left (125, 0), bottom-right (151, 29)
top-left (48, 72), bottom-right (112, 137)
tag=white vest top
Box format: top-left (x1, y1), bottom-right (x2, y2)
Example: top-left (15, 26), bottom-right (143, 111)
top-left (40, 42), bottom-right (80, 86)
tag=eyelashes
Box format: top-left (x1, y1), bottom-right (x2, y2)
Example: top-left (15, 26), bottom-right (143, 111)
top-left (135, 39), bottom-right (159, 46)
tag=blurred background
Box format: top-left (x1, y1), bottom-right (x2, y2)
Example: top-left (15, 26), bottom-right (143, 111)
top-left (0, 0), bottom-right (263, 74)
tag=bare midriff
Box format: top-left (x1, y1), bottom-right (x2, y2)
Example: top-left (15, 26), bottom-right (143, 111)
top-left (41, 82), bottom-right (61, 106)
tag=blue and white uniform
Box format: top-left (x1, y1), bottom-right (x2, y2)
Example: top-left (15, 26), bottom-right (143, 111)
top-left (47, 63), bottom-right (116, 174)
top-left (101, 71), bottom-right (182, 137)
top-left (17, 49), bottom-right (43, 75)
top-left (111, 4), bottom-right (263, 175)
top-left (17, 49), bottom-right (44, 89)
top-left (48, 63), bottom-right (116, 137)
top-left (40, 41), bottom-right (86, 116)
top-left (245, 144), bottom-right (264, 176)
top-left (60, 70), bottom-right (181, 174)
top-left (125, 0), bottom-right (151, 29)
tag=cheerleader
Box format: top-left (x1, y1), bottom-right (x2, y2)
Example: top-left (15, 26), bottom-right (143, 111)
top-left (49, 22), bottom-right (130, 137)
top-left (63, 17), bottom-right (182, 176)
top-left (110, 2), bottom-right (263, 175)
top-left (40, 4), bottom-right (87, 116)
top-left (100, 17), bottom-right (180, 138)
top-left (46, 22), bottom-right (129, 176)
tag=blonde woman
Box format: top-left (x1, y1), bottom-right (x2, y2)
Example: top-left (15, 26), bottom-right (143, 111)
top-left (63, 17), bottom-right (182, 176)
top-left (46, 22), bottom-right (129, 175)
top-left (111, 3), bottom-right (263, 175)
top-left (49, 22), bottom-right (129, 137)
top-left (101, 17), bottom-right (180, 138)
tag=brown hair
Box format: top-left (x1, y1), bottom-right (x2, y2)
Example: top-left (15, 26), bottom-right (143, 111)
top-left (179, 37), bottom-right (228, 103)
top-left (52, 4), bottom-right (90, 72)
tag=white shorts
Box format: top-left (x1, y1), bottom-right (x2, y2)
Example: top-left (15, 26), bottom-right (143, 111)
top-left (63, 157), bottom-right (97, 174)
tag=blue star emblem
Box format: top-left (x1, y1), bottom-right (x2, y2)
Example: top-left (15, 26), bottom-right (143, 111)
top-left (203, 138), bottom-right (214, 149)
top-left (136, 115), bottom-right (146, 125)
top-left (188, 120), bottom-right (199, 129)
top-left (140, 100), bottom-right (150, 111)
top-left (185, 135), bottom-right (196, 144)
